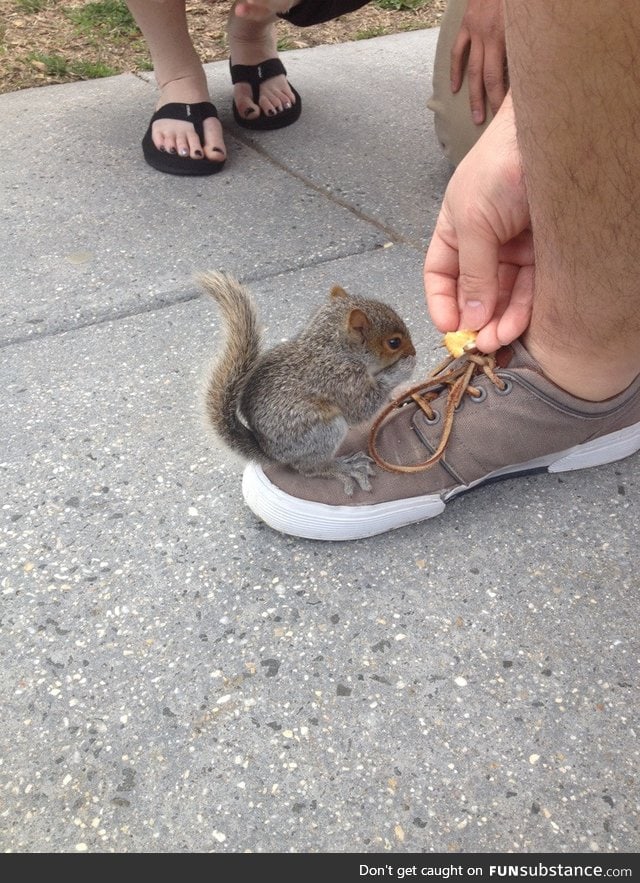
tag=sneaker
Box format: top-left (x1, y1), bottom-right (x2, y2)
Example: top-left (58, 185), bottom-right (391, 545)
top-left (241, 340), bottom-right (640, 541)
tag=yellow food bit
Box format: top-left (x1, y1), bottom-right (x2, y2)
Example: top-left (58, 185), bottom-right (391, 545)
top-left (443, 329), bottom-right (478, 358)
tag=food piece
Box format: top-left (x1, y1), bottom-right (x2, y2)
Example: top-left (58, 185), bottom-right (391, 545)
top-left (443, 329), bottom-right (478, 358)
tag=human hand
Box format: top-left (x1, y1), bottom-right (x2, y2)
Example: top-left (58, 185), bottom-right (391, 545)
top-left (233, 0), bottom-right (293, 20)
top-left (451, 0), bottom-right (507, 125)
top-left (424, 92), bottom-right (534, 354)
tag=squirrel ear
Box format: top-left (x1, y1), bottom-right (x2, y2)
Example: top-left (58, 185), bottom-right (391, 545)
top-left (347, 307), bottom-right (371, 342)
top-left (330, 285), bottom-right (349, 300)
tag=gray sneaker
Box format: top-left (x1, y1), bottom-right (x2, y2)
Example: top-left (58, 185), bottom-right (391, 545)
top-left (241, 340), bottom-right (640, 540)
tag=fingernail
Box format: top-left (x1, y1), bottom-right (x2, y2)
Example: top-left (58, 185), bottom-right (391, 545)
top-left (462, 300), bottom-right (486, 328)
top-left (472, 110), bottom-right (484, 125)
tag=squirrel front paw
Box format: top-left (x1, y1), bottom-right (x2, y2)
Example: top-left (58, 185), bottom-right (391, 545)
top-left (379, 355), bottom-right (416, 390)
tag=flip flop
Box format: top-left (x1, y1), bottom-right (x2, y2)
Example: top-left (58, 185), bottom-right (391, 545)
top-left (141, 101), bottom-right (226, 176)
top-left (230, 58), bottom-right (302, 131)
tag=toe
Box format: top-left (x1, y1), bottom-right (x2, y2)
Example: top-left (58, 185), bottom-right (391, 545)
top-left (259, 94), bottom-right (280, 117)
top-left (234, 83), bottom-right (260, 119)
top-left (175, 134), bottom-right (190, 158)
top-left (153, 119), bottom-right (181, 155)
top-left (186, 129), bottom-right (204, 159)
top-left (152, 122), bottom-right (170, 152)
top-left (202, 117), bottom-right (226, 163)
top-left (259, 77), bottom-right (296, 116)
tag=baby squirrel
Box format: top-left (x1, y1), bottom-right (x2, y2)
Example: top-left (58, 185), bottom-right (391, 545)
top-left (200, 271), bottom-right (416, 494)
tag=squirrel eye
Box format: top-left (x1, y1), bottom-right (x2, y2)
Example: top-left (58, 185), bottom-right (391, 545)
top-left (387, 337), bottom-right (402, 350)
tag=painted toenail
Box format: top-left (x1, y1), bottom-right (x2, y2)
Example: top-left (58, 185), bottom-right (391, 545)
top-left (178, 148), bottom-right (189, 157)
top-left (169, 147), bottom-right (177, 154)
top-left (211, 148), bottom-right (225, 155)
top-left (194, 149), bottom-right (203, 158)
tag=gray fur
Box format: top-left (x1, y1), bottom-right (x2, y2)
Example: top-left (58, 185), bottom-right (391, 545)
top-left (200, 272), bottom-right (416, 494)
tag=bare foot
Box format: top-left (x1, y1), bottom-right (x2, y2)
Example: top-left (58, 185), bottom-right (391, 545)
top-left (227, 5), bottom-right (297, 122)
top-left (152, 72), bottom-right (226, 164)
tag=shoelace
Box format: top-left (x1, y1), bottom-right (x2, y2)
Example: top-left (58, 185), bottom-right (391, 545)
top-left (368, 349), bottom-right (507, 474)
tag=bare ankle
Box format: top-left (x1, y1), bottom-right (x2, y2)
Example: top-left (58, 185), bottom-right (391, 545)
top-left (157, 72), bottom-right (210, 105)
top-left (227, 5), bottom-right (278, 45)
top-left (523, 330), bottom-right (640, 402)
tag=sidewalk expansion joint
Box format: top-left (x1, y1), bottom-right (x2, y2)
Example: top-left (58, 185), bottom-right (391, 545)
top-left (231, 134), bottom-right (424, 251)
top-left (0, 247), bottom-right (414, 349)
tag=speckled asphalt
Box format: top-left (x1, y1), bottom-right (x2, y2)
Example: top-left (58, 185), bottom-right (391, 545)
top-left (1, 29), bottom-right (638, 855)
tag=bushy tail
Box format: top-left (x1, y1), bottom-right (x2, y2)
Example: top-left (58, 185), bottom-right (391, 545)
top-left (198, 271), bottom-right (264, 462)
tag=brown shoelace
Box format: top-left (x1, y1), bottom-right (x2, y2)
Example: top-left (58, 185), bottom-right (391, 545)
top-left (368, 349), bottom-right (507, 474)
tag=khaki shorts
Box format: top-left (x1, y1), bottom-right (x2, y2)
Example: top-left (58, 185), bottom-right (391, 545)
top-left (428, 0), bottom-right (508, 167)
top-left (280, 0), bottom-right (505, 167)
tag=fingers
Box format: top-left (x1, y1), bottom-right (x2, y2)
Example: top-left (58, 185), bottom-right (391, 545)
top-left (234, 0), bottom-right (291, 19)
top-left (474, 263), bottom-right (533, 352)
top-left (425, 95), bottom-right (530, 349)
top-left (424, 231), bottom-right (462, 333)
top-left (424, 208), bottom-right (501, 334)
top-left (466, 38), bottom-right (487, 125)
top-left (426, 224), bottom-right (533, 351)
top-left (456, 231), bottom-right (500, 330)
top-left (450, 27), bottom-right (470, 94)
top-left (233, 2), bottom-right (274, 21)
top-left (483, 45), bottom-right (508, 115)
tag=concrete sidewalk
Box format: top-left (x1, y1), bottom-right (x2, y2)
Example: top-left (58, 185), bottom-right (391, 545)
top-left (1, 29), bottom-right (638, 855)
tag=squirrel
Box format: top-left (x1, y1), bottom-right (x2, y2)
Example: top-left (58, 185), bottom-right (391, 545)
top-left (199, 271), bottom-right (416, 494)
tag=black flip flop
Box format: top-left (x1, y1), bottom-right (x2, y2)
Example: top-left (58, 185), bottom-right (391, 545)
top-left (141, 101), bottom-right (226, 176)
top-left (230, 58), bottom-right (302, 131)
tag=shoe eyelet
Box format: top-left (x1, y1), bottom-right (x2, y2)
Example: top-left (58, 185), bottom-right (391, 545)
top-left (423, 411), bottom-right (441, 425)
top-left (470, 387), bottom-right (487, 403)
top-left (495, 377), bottom-right (513, 396)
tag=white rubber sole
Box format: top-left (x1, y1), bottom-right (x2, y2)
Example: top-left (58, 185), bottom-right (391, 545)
top-left (241, 421), bottom-right (640, 541)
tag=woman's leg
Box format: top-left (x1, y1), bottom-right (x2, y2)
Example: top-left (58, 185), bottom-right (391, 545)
top-left (126, 0), bottom-right (226, 163)
top-left (229, 0), bottom-right (370, 121)
top-left (227, 1), bottom-right (297, 122)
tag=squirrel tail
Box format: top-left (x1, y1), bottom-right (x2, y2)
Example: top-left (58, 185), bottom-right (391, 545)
top-left (199, 271), bottom-right (265, 462)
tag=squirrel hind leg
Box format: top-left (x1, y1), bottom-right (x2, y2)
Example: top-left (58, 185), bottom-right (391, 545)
top-left (296, 451), bottom-right (374, 496)
top-left (336, 451), bottom-right (374, 493)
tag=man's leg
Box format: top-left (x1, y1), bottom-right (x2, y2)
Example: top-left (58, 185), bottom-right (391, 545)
top-left (508, 1), bottom-right (640, 400)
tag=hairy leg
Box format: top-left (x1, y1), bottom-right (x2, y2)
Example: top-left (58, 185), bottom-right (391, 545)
top-left (125, 0), bottom-right (226, 162)
top-left (507, 0), bottom-right (640, 400)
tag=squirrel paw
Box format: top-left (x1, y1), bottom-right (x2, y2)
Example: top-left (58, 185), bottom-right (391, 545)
top-left (378, 354), bottom-right (416, 391)
top-left (337, 451), bottom-right (375, 495)
top-left (296, 452), bottom-right (374, 495)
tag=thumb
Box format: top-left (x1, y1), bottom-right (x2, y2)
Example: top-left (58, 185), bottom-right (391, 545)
top-left (456, 233), bottom-right (500, 331)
